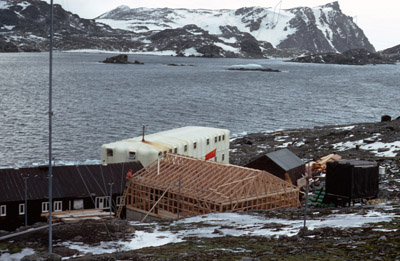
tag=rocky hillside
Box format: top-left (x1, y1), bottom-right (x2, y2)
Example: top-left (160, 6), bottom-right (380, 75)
top-left (1, 0), bottom-right (375, 58)
top-left (290, 48), bottom-right (395, 65)
top-left (381, 44), bottom-right (400, 61)
top-left (97, 1), bottom-right (375, 57)
top-left (0, 0), bottom-right (140, 52)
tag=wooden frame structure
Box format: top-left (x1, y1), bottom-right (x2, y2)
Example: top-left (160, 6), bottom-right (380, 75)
top-left (126, 154), bottom-right (300, 220)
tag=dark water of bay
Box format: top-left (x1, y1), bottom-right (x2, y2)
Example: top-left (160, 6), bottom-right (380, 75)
top-left (1, 52), bottom-right (399, 167)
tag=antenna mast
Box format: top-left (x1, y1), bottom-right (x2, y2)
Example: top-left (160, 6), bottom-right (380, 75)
top-left (48, 0), bottom-right (54, 254)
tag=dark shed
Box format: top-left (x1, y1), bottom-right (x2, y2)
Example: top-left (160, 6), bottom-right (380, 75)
top-left (245, 149), bottom-right (305, 185)
top-left (0, 161), bottom-right (143, 231)
top-left (325, 160), bottom-right (379, 205)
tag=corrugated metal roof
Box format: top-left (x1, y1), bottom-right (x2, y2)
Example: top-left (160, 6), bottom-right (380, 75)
top-left (266, 149), bottom-right (304, 171)
top-left (0, 162), bottom-right (143, 203)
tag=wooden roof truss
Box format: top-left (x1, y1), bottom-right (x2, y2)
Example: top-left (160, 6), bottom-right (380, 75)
top-left (126, 154), bottom-right (300, 219)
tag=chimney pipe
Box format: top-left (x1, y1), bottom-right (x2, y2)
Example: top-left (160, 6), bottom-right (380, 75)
top-left (142, 124), bottom-right (145, 142)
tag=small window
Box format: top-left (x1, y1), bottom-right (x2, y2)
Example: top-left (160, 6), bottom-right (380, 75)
top-left (193, 142), bottom-right (197, 149)
top-left (163, 151), bottom-right (167, 157)
top-left (95, 196), bottom-right (110, 209)
top-left (73, 199), bottom-right (84, 210)
top-left (129, 152), bottom-right (136, 159)
top-left (222, 154), bottom-right (225, 161)
top-left (158, 152), bottom-right (162, 158)
top-left (169, 149), bottom-right (172, 153)
top-left (0, 205), bottom-right (6, 216)
top-left (215, 136), bottom-right (218, 143)
top-left (19, 204), bottom-right (25, 215)
top-left (174, 147), bottom-right (178, 154)
top-left (184, 145), bottom-right (188, 152)
top-left (215, 156), bottom-right (218, 162)
top-left (116, 196), bottom-right (122, 206)
top-left (107, 149), bottom-right (113, 157)
top-left (222, 134), bottom-right (225, 141)
top-left (42, 202), bottom-right (49, 213)
top-left (219, 135), bottom-right (222, 142)
top-left (54, 201), bottom-right (62, 212)
top-left (207, 138), bottom-right (210, 145)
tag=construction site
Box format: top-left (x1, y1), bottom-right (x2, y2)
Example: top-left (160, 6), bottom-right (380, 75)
top-left (122, 154), bottom-right (300, 221)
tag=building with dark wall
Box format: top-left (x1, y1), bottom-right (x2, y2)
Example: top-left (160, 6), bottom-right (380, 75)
top-left (245, 149), bottom-right (305, 185)
top-left (325, 160), bottom-right (379, 205)
top-left (0, 162), bottom-right (143, 231)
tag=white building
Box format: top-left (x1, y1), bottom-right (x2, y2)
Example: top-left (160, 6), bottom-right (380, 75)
top-left (101, 126), bottom-right (230, 167)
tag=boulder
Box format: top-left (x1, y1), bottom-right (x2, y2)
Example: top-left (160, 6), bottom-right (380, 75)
top-left (102, 54), bottom-right (144, 64)
top-left (102, 54), bottom-right (129, 64)
top-left (381, 115), bottom-right (392, 122)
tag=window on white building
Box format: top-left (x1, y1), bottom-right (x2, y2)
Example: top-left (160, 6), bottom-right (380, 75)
top-left (0, 205), bottom-right (6, 216)
top-left (129, 152), bottom-right (136, 159)
top-left (19, 204), bottom-right (25, 215)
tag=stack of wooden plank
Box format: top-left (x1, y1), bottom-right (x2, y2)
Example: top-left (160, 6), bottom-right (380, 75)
top-left (41, 209), bottom-right (112, 223)
top-left (311, 154), bottom-right (342, 173)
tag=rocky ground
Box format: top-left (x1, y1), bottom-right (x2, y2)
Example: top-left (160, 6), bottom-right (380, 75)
top-left (1, 119), bottom-right (399, 260)
top-left (290, 49), bottom-right (396, 65)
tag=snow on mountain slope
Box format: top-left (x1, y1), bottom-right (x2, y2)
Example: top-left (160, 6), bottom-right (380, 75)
top-left (97, 7), bottom-right (294, 47)
top-left (96, 2), bottom-right (375, 54)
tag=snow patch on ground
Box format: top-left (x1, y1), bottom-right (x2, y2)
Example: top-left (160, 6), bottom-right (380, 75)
top-left (183, 47), bottom-right (201, 56)
top-left (276, 142), bottom-right (292, 148)
top-left (17, 1), bottom-right (30, 11)
top-left (214, 42), bottom-right (240, 53)
top-left (1, 25), bottom-right (15, 30)
top-left (334, 125), bottom-right (355, 131)
top-left (333, 135), bottom-right (400, 157)
top-left (0, 248), bottom-right (35, 261)
top-left (58, 209), bottom-right (397, 257)
top-left (219, 37), bottom-right (237, 43)
top-left (0, 2), bottom-right (11, 9)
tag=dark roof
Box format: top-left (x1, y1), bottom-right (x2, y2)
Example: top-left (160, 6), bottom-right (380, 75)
top-left (266, 149), bottom-right (304, 171)
top-left (333, 160), bottom-right (377, 167)
top-left (0, 162), bottom-right (143, 203)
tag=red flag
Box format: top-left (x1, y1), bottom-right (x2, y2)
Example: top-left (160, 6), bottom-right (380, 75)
top-left (205, 149), bottom-right (216, 161)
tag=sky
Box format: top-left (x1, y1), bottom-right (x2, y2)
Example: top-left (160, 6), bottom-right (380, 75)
top-left (47, 0), bottom-right (400, 51)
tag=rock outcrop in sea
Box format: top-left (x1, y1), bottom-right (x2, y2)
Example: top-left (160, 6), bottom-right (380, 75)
top-left (290, 48), bottom-right (395, 65)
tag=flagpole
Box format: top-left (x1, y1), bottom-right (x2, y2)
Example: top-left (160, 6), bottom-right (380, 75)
top-left (48, 0), bottom-right (54, 254)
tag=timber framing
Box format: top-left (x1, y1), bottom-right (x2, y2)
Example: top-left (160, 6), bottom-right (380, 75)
top-left (126, 154), bottom-right (300, 220)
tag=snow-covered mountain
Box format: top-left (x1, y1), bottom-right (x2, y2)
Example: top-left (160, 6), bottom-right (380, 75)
top-left (96, 1), bottom-right (375, 56)
top-left (0, 0), bottom-right (138, 52)
top-left (0, 0), bottom-right (375, 58)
